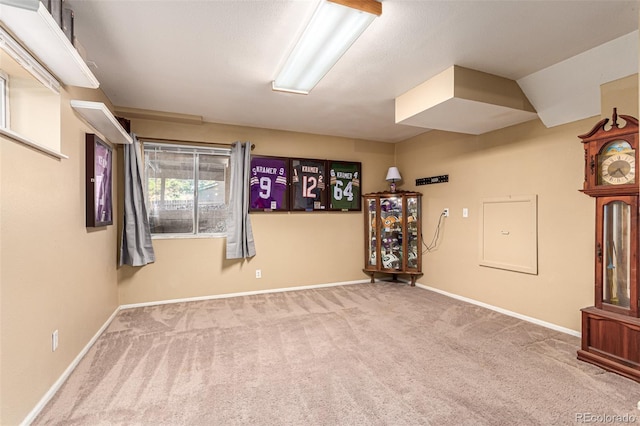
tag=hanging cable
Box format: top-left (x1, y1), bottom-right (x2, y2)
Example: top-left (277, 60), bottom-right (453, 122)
top-left (422, 211), bottom-right (446, 253)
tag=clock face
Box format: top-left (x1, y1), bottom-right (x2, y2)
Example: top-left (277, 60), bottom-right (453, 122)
top-left (599, 152), bottom-right (636, 185)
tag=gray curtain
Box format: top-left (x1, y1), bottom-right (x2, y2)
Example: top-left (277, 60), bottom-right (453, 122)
top-left (119, 134), bottom-right (155, 266)
top-left (226, 141), bottom-right (256, 259)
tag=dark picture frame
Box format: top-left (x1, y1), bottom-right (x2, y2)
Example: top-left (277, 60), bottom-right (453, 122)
top-left (290, 158), bottom-right (328, 211)
top-left (328, 160), bottom-right (362, 211)
top-left (86, 133), bottom-right (113, 227)
top-left (249, 155), bottom-right (290, 212)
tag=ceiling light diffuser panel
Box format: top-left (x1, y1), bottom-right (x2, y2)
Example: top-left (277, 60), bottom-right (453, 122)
top-left (273, 0), bottom-right (381, 94)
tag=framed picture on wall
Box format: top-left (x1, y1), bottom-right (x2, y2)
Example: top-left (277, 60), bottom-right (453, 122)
top-left (249, 155), bottom-right (290, 211)
top-left (328, 160), bottom-right (362, 211)
top-left (86, 133), bottom-right (113, 227)
top-left (290, 158), bottom-right (327, 211)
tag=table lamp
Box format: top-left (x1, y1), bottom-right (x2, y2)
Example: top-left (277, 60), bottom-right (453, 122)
top-left (385, 167), bottom-right (401, 192)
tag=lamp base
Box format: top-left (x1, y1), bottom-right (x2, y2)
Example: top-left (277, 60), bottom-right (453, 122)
top-left (390, 182), bottom-right (396, 192)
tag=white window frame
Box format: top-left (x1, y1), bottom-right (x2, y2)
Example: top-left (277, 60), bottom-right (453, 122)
top-left (143, 141), bottom-right (231, 239)
top-left (0, 69), bottom-right (9, 129)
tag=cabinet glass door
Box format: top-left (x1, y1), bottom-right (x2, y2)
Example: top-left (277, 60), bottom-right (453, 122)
top-left (406, 196), bottom-right (419, 270)
top-left (367, 198), bottom-right (377, 268)
top-left (602, 200), bottom-right (631, 309)
top-left (380, 196), bottom-right (402, 270)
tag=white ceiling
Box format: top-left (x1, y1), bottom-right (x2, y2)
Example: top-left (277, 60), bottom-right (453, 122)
top-left (67, 0), bottom-right (639, 143)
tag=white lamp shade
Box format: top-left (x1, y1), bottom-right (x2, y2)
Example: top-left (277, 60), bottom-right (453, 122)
top-left (386, 167), bottom-right (402, 182)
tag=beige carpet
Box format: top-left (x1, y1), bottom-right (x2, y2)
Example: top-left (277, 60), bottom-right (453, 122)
top-left (34, 283), bottom-right (639, 425)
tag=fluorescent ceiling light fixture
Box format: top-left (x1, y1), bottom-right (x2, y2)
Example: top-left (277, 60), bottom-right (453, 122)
top-left (273, 0), bottom-right (381, 94)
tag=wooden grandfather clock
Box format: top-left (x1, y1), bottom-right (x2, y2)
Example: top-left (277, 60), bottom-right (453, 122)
top-left (576, 108), bottom-right (640, 383)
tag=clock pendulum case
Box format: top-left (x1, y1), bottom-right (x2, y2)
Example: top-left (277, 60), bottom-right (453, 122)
top-left (576, 108), bottom-right (640, 383)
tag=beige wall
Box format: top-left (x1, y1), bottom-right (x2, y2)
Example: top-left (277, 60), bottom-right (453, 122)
top-left (395, 74), bottom-right (638, 332)
top-left (0, 85), bottom-right (119, 425)
top-left (0, 64), bottom-right (636, 425)
top-left (117, 119), bottom-right (395, 304)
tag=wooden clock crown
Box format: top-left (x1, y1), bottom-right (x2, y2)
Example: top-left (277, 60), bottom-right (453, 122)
top-left (579, 108), bottom-right (639, 197)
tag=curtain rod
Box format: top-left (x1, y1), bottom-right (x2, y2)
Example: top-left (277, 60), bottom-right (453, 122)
top-left (137, 136), bottom-right (254, 150)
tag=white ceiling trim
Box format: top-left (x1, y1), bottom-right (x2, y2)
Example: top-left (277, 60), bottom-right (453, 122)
top-left (517, 31), bottom-right (639, 128)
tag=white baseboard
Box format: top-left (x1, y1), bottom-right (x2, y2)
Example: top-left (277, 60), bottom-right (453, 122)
top-left (24, 279), bottom-right (370, 423)
top-left (23, 278), bottom-right (580, 425)
top-left (20, 306), bottom-right (121, 426)
top-left (120, 279), bottom-right (371, 310)
top-left (415, 282), bottom-right (581, 338)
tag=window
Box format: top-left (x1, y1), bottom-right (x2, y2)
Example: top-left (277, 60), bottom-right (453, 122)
top-left (0, 70), bottom-right (8, 128)
top-left (143, 142), bottom-right (230, 237)
top-left (0, 27), bottom-right (62, 157)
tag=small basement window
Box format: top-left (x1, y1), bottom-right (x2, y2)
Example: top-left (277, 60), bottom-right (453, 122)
top-left (143, 142), bottom-right (231, 238)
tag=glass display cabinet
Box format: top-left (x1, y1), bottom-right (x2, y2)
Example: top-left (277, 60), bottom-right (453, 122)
top-left (576, 109), bottom-right (640, 383)
top-left (363, 191), bottom-right (422, 285)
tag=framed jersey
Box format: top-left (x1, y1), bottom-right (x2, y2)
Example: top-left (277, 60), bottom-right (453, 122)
top-left (290, 158), bottom-right (327, 211)
top-left (328, 161), bottom-right (361, 211)
top-left (86, 134), bottom-right (113, 227)
top-left (249, 156), bottom-right (289, 211)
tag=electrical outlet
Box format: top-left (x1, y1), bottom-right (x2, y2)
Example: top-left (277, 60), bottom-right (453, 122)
top-left (443, 208), bottom-right (449, 217)
top-left (255, 269), bottom-right (262, 279)
top-left (52, 330), bottom-right (58, 352)
top-left (462, 208), bottom-right (468, 218)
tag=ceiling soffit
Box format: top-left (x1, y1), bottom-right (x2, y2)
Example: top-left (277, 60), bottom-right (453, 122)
top-left (395, 65), bottom-right (538, 135)
top-left (517, 31), bottom-right (638, 128)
